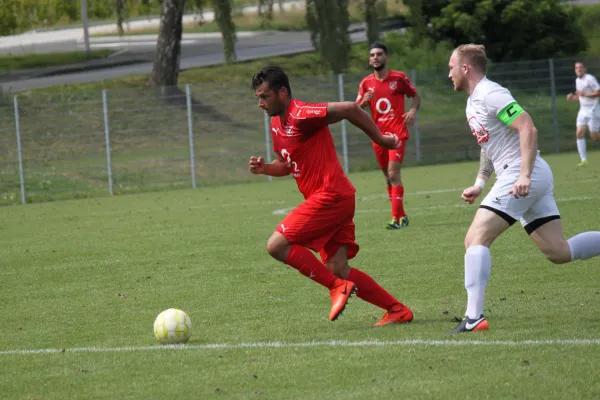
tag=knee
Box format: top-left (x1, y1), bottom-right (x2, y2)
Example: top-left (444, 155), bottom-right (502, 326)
top-left (591, 133), bottom-right (600, 142)
top-left (464, 233), bottom-right (494, 249)
top-left (388, 171), bottom-right (401, 185)
top-left (543, 248), bottom-right (571, 265)
top-left (324, 259), bottom-right (350, 279)
top-left (266, 234), bottom-right (288, 261)
top-left (540, 241), bottom-right (571, 264)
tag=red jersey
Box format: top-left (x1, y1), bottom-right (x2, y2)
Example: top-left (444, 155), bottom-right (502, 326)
top-left (270, 99), bottom-right (356, 200)
top-left (356, 70), bottom-right (417, 140)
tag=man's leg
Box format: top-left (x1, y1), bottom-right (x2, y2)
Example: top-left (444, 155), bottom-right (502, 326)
top-left (267, 199), bottom-right (356, 321)
top-left (528, 219), bottom-right (600, 264)
top-left (322, 244), bottom-right (413, 326)
top-left (450, 207), bottom-right (512, 334)
top-left (576, 125), bottom-right (588, 165)
top-left (590, 116), bottom-right (600, 142)
top-left (386, 141), bottom-right (408, 229)
top-left (373, 143), bottom-right (392, 203)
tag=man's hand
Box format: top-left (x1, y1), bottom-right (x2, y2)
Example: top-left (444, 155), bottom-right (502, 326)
top-left (380, 133), bottom-right (401, 150)
top-left (249, 156), bottom-right (265, 174)
top-left (404, 109), bottom-right (417, 128)
top-left (359, 90), bottom-right (374, 107)
top-left (461, 186), bottom-right (483, 204)
top-left (509, 175), bottom-right (531, 198)
top-left (567, 93), bottom-right (575, 101)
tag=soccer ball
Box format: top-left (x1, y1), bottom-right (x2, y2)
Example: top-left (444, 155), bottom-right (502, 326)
top-left (153, 308), bottom-right (192, 344)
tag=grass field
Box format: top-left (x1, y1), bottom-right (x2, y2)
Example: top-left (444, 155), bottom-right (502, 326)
top-left (1, 151), bottom-right (599, 399)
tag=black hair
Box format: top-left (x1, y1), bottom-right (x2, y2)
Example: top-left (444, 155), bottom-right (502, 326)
top-left (369, 41), bottom-right (388, 55)
top-left (251, 66), bottom-right (292, 97)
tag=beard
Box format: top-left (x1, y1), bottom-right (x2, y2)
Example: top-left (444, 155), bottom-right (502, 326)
top-left (372, 62), bottom-right (386, 71)
top-left (452, 77), bottom-right (466, 92)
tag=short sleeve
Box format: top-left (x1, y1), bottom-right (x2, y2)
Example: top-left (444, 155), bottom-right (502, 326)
top-left (590, 75), bottom-right (600, 91)
top-left (483, 87), bottom-right (516, 116)
top-left (292, 102), bottom-right (329, 133)
top-left (356, 82), bottom-right (365, 103)
top-left (398, 74), bottom-right (417, 98)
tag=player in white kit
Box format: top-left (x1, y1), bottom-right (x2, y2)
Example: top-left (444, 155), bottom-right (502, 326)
top-left (447, 44), bottom-right (600, 334)
top-left (566, 62), bottom-right (600, 166)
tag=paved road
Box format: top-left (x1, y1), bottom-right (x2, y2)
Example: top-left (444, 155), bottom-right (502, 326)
top-left (0, 28), bottom-right (369, 92)
top-left (0, 0), bottom-right (376, 92)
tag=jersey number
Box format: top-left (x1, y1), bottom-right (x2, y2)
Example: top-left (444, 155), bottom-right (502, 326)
top-left (281, 149), bottom-right (301, 176)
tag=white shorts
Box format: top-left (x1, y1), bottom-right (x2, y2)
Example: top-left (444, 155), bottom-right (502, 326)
top-left (576, 108), bottom-right (600, 132)
top-left (480, 157), bottom-right (560, 234)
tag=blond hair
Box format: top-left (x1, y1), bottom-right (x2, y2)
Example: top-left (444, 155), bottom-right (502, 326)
top-left (454, 44), bottom-right (487, 73)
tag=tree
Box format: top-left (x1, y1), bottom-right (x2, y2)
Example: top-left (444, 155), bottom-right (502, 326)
top-left (364, 0), bottom-right (380, 45)
top-left (306, 0), bottom-right (351, 74)
top-left (404, 0), bottom-right (427, 46)
top-left (149, 0), bottom-right (186, 89)
top-left (212, 0), bottom-right (236, 63)
top-left (428, 0), bottom-right (587, 61)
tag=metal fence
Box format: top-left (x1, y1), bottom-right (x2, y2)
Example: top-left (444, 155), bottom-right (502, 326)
top-left (0, 55), bottom-right (598, 205)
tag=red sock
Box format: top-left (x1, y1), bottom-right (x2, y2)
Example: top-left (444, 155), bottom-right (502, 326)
top-left (386, 184), bottom-right (392, 203)
top-left (391, 186), bottom-right (406, 219)
top-left (285, 245), bottom-right (338, 289)
top-left (347, 268), bottom-right (402, 311)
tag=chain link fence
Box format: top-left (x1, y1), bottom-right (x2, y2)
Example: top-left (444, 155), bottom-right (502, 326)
top-left (0, 55), bottom-right (598, 205)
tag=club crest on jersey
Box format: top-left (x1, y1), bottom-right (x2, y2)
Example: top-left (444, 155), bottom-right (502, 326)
top-left (389, 81), bottom-right (398, 90)
top-left (468, 116), bottom-right (490, 144)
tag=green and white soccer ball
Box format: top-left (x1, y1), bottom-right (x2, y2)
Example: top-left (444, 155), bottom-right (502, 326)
top-left (153, 308), bottom-right (192, 344)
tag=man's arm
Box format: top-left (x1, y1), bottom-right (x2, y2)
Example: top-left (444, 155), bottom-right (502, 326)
top-left (579, 89), bottom-right (600, 99)
top-left (325, 101), bottom-right (395, 148)
top-left (262, 159), bottom-right (292, 177)
top-left (474, 148), bottom-right (494, 188)
top-left (249, 154), bottom-right (291, 177)
top-left (409, 92), bottom-right (421, 112)
top-left (404, 92), bottom-right (421, 127)
top-left (509, 112), bottom-right (538, 179)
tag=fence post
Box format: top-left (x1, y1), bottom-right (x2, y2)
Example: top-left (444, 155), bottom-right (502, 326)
top-left (337, 73), bottom-right (349, 173)
top-left (185, 85), bottom-right (197, 189)
top-left (102, 90), bottom-right (114, 196)
top-left (263, 112), bottom-right (272, 182)
top-left (411, 68), bottom-right (422, 162)
top-left (549, 58), bottom-right (560, 153)
top-left (13, 96), bottom-right (26, 205)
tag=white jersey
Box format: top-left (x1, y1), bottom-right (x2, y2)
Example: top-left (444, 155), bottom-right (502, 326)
top-left (576, 73), bottom-right (600, 111)
top-left (465, 77), bottom-right (522, 177)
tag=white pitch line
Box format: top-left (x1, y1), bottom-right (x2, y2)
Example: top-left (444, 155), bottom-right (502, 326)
top-left (272, 194), bottom-right (600, 215)
top-left (2, 339), bottom-right (600, 356)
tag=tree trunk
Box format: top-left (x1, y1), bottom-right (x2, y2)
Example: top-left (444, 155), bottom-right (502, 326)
top-left (149, 0), bottom-right (186, 90)
top-left (310, 0), bottom-right (350, 74)
top-left (365, 0), bottom-right (380, 44)
top-left (212, 0), bottom-right (237, 63)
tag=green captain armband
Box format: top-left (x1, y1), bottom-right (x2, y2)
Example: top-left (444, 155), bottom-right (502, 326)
top-left (498, 102), bottom-right (524, 126)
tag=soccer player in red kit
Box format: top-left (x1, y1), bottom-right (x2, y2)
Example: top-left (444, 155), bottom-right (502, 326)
top-left (356, 42), bottom-right (421, 229)
top-left (249, 66), bottom-right (414, 326)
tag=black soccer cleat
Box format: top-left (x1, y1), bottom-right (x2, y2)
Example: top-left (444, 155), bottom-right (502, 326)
top-left (448, 314), bottom-right (489, 334)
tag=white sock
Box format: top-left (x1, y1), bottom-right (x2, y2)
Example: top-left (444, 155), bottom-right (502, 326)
top-left (568, 232), bottom-right (600, 261)
top-left (577, 138), bottom-right (587, 161)
top-left (464, 245), bottom-right (491, 319)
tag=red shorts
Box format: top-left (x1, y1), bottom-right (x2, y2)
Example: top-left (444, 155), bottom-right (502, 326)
top-left (373, 139), bottom-right (406, 169)
top-left (276, 193), bottom-right (359, 264)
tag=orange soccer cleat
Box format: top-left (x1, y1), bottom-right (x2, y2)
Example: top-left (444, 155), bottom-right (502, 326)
top-left (373, 305), bottom-right (414, 327)
top-left (329, 280), bottom-right (356, 321)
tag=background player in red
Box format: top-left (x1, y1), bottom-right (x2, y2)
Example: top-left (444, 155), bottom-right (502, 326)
top-left (249, 66), bottom-right (414, 326)
top-left (356, 41), bottom-right (421, 229)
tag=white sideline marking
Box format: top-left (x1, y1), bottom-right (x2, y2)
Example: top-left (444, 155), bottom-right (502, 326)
top-left (271, 194), bottom-right (600, 215)
top-left (2, 339), bottom-right (600, 356)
